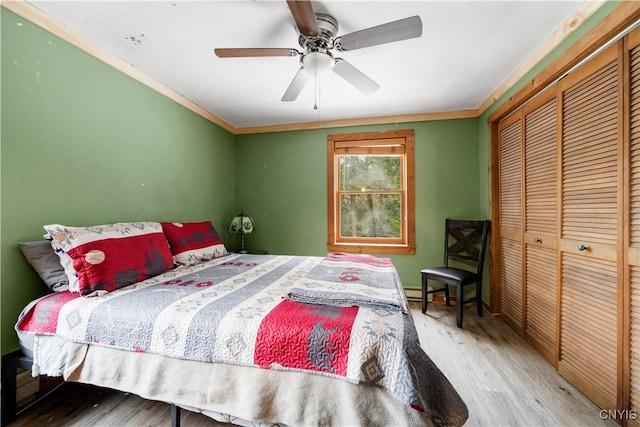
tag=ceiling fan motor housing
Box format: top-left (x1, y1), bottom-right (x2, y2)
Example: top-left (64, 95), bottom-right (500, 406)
top-left (298, 13), bottom-right (339, 75)
top-left (298, 13), bottom-right (338, 51)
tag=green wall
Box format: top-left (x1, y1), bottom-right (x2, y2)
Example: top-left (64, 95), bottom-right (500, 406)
top-left (235, 119), bottom-right (482, 290)
top-left (1, 8), bottom-right (237, 354)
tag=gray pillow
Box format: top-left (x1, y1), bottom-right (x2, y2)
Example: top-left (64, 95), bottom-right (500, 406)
top-left (18, 240), bottom-right (69, 292)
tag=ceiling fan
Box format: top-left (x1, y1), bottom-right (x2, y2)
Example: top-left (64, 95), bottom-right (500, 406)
top-left (214, 0), bottom-right (423, 102)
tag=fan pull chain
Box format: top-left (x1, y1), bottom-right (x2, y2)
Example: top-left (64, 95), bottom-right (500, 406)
top-left (313, 64), bottom-right (318, 110)
top-left (317, 76), bottom-right (322, 125)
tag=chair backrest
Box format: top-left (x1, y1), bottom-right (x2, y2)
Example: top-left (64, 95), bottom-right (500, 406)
top-left (444, 219), bottom-right (491, 276)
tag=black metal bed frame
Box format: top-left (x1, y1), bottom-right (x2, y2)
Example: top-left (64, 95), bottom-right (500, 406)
top-left (1, 349), bottom-right (181, 427)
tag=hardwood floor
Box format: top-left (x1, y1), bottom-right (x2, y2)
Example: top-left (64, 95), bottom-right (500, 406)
top-left (414, 302), bottom-right (618, 427)
top-left (8, 302), bottom-right (618, 426)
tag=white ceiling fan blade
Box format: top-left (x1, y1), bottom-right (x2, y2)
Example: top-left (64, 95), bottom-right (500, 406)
top-left (333, 59), bottom-right (380, 95)
top-left (335, 16), bottom-right (423, 51)
top-left (281, 68), bottom-right (309, 102)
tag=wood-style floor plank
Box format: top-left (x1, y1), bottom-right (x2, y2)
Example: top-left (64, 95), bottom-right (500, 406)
top-left (415, 302), bottom-right (618, 426)
top-left (8, 302), bottom-right (618, 426)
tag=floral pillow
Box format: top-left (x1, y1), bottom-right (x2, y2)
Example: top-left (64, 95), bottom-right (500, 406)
top-left (43, 222), bottom-right (174, 297)
top-left (161, 221), bottom-right (227, 265)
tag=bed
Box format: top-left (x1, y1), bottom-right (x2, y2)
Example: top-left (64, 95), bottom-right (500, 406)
top-left (7, 221), bottom-right (468, 426)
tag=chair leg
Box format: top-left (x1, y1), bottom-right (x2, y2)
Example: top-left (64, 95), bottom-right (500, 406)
top-left (421, 275), bottom-right (428, 314)
top-left (476, 281), bottom-right (483, 317)
top-left (456, 285), bottom-right (464, 328)
top-left (444, 284), bottom-right (451, 306)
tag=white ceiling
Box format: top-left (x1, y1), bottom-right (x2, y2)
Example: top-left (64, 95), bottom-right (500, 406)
top-left (27, 1), bottom-right (591, 130)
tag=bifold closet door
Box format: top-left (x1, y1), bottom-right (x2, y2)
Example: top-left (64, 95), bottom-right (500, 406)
top-left (627, 27), bottom-right (640, 427)
top-left (558, 43), bottom-right (622, 411)
top-left (498, 112), bottom-right (524, 333)
top-left (522, 89), bottom-right (559, 364)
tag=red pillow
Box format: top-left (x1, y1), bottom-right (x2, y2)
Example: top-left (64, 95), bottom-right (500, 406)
top-left (44, 222), bottom-right (174, 297)
top-left (161, 221), bottom-right (227, 265)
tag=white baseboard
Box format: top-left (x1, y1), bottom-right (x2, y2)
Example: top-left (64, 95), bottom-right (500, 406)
top-left (404, 288), bottom-right (423, 301)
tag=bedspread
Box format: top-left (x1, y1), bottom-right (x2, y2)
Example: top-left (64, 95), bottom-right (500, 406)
top-left (17, 253), bottom-right (468, 426)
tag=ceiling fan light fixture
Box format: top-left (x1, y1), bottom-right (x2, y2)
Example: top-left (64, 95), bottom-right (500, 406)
top-left (302, 51), bottom-right (334, 76)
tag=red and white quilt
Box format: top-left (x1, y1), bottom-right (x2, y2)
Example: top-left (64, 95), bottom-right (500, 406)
top-left (17, 253), bottom-right (467, 425)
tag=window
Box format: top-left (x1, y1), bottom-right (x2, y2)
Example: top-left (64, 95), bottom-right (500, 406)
top-left (327, 130), bottom-right (415, 254)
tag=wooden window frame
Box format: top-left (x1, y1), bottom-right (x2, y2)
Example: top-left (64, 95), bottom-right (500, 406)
top-left (327, 130), bottom-right (415, 255)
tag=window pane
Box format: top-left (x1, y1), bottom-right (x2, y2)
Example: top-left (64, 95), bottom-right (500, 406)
top-left (339, 155), bottom-right (400, 191)
top-left (339, 193), bottom-right (401, 238)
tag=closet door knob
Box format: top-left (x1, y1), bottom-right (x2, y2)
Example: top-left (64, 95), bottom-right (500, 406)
top-left (533, 237), bottom-right (541, 243)
top-left (578, 244), bottom-right (588, 252)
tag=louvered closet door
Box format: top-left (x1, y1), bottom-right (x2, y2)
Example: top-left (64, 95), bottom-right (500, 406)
top-left (558, 43), bottom-right (622, 411)
top-left (498, 112), bottom-right (524, 332)
top-left (628, 27), bottom-right (640, 427)
top-left (523, 89), bottom-right (558, 364)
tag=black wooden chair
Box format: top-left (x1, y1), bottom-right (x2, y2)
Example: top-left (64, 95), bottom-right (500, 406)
top-left (421, 219), bottom-right (490, 328)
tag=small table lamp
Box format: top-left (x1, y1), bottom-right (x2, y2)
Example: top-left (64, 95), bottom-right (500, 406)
top-left (228, 211), bottom-right (256, 254)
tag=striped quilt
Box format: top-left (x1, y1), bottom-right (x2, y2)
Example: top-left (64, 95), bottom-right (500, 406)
top-left (17, 253), bottom-right (467, 425)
